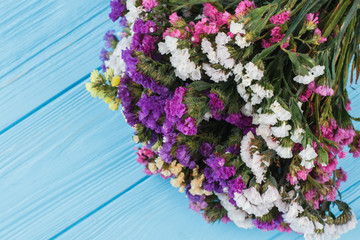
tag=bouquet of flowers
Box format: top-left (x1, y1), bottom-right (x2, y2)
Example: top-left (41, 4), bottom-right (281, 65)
top-left (86, 0), bottom-right (360, 239)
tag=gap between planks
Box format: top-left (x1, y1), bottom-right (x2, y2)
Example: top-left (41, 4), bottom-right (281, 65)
top-left (49, 175), bottom-right (152, 240)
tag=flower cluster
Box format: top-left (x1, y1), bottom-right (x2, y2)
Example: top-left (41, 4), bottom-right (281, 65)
top-left (87, 0), bottom-right (360, 239)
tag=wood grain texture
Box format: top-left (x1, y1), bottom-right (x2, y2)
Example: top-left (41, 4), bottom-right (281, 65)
top-left (1, 0), bottom-right (359, 239)
top-left (0, 84), bottom-right (146, 239)
top-left (0, 0), bottom-right (113, 132)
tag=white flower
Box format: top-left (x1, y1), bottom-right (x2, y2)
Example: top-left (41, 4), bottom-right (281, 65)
top-left (270, 100), bottom-right (292, 121)
top-left (276, 145), bottom-right (293, 158)
top-left (165, 36), bottom-right (178, 53)
top-left (233, 63), bottom-right (244, 82)
top-left (201, 38), bottom-right (219, 64)
top-left (301, 158), bottom-right (315, 169)
top-left (216, 45), bottom-right (234, 69)
top-left (299, 144), bottom-right (318, 161)
top-left (235, 34), bottom-right (251, 48)
top-left (106, 36), bottom-right (132, 76)
top-left (158, 36), bottom-right (178, 55)
top-left (257, 113), bottom-right (278, 125)
top-left (271, 122), bottom-right (292, 138)
top-left (293, 74), bottom-right (314, 84)
top-left (310, 65), bottom-right (325, 77)
top-left (291, 127), bottom-right (305, 143)
top-left (202, 63), bottom-right (232, 82)
top-left (125, 0), bottom-right (144, 24)
top-left (240, 132), bottom-right (266, 183)
top-left (216, 193), bottom-right (254, 229)
top-left (237, 83), bottom-right (247, 96)
top-left (215, 32), bottom-right (230, 46)
top-left (230, 21), bottom-right (246, 34)
top-left (245, 62), bottom-right (263, 80)
top-left (203, 111), bottom-right (212, 121)
top-left (241, 102), bottom-right (253, 116)
top-left (256, 124), bottom-right (280, 150)
top-left (293, 65), bottom-right (325, 84)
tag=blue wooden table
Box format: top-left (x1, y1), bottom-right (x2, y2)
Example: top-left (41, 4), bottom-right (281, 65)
top-left (1, 1), bottom-right (360, 239)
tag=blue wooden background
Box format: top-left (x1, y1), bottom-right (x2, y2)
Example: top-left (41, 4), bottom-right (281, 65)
top-left (1, 1), bottom-right (360, 239)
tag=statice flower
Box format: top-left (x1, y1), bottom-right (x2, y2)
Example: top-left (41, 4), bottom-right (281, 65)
top-left (109, 0), bottom-right (126, 22)
top-left (306, 12), bottom-right (319, 30)
top-left (253, 214), bottom-right (284, 231)
top-left (314, 28), bottom-right (327, 44)
top-left (227, 176), bottom-right (246, 198)
top-left (137, 94), bottom-right (166, 133)
top-left (177, 145), bottom-right (196, 168)
top-left (315, 85), bottom-right (334, 96)
top-left (270, 11), bottom-right (291, 25)
top-left (209, 93), bottom-right (224, 112)
top-left (104, 30), bottom-right (118, 48)
top-left (142, 0), bottom-right (158, 11)
top-left (235, 1), bottom-right (256, 17)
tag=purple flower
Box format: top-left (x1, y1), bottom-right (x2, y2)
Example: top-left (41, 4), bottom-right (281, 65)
top-left (99, 48), bottom-right (109, 61)
top-left (227, 176), bottom-right (246, 198)
top-left (104, 30), bottom-right (118, 48)
top-left (122, 49), bottom-right (139, 76)
top-left (199, 142), bottom-right (213, 157)
top-left (253, 214), bottom-right (283, 231)
top-left (177, 117), bottom-right (198, 136)
top-left (117, 75), bottom-right (140, 126)
top-left (109, 0), bottom-right (126, 22)
top-left (209, 93), bottom-right (224, 112)
top-left (176, 145), bottom-right (196, 168)
top-left (136, 94), bottom-right (166, 133)
top-left (224, 113), bottom-right (253, 131)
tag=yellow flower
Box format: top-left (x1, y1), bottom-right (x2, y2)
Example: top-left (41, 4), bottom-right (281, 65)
top-left (109, 100), bottom-right (119, 111)
top-left (148, 162), bottom-right (157, 173)
top-left (90, 70), bottom-right (100, 82)
top-left (111, 75), bottom-right (121, 87)
top-left (105, 68), bottom-right (114, 80)
top-left (169, 161), bottom-right (183, 175)
top-left (85, 82), bottom-right (98, 97)
top-left (155, 157), bottom-right (164, 169)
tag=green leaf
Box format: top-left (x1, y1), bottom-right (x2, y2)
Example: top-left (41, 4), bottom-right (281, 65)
top-left (318, 147), bottom-right (329, 166)
top-left (188, 81), bottom-right (215, 91)
top-left (252, 44), bottom-right (278, 63)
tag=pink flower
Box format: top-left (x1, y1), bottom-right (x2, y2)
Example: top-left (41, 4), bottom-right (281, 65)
top-left (169, 12), bottom-right (180, 25)
top-left (221, 215), bottom-right (231, 223)
top-left (262, 39), bottom-right (272, 48)
top-left (307, 13), bottom-right (319, 24)
top-left (314, 28), bottom-right (327, 44)
top-left (270, 26), bottom-right (285, 43)
top-left (235, 0), bottom-right (256, 17)
top-left (327, 187), bottom-right (337, 201)
top-left (297, 170), bottom-right (308, 181)
top-left (163, 28), bottom-right (184, 39)
top-left (315, 85), bottom-right (334, 96)
top-left (277, 224), bottom-right (292, 233)
top-left (345, 100), bottom-right (352, 111)
top-left (306, 13), bottom-right (319, 30)
top-left (142, 0), bottom-right (158, 12)
top-left (270, 11), bottom-right (291, 25)
top-left (203, 3), bottom-right (219, 21)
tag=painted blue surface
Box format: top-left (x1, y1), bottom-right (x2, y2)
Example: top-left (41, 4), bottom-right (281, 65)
top-left (0, 0), bottom-right (359, 239)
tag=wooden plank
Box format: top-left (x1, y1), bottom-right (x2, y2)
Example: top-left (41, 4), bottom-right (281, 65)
top-left (0, 83), bottom-right (146, 239)
top-left (0, 0), bottom-right (114, 132)
top-left (0, 0), bottom-right (107, 78)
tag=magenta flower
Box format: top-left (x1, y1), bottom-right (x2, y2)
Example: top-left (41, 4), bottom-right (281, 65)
top-left (314, 28), bottom-right (327, 44)
top-left (142, 0), bottom-right (158, 12)
top-left (315, 85), bottom-right (334, 96)
top-left (270, 11), bottom-right (291, 25)
top-left (235, 0), bottom-right (256, 17)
